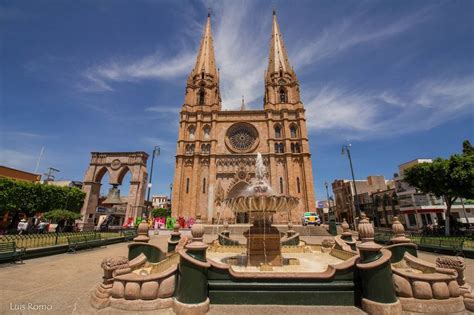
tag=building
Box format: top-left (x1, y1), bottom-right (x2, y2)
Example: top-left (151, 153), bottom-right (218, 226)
top-left (394, 159), bottom-right (473, 229)
top-left (152, 195), bottom-right (169, 209)
top-left (0, 165), bottom-right (41, 182)
top-left (45, 180), bottom-right (83, 188)
top-left (171, 12), bottom-right (316, 223)
top-left (316, 200), bottom-right (332, 223)
top-left (332, 175), bottom-right (390, 225)
top-left (370, 188), bottom-right (400, 227)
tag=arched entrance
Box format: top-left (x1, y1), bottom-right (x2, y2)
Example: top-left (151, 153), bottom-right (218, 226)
top-left (79, 152), bottom-right (148, 231)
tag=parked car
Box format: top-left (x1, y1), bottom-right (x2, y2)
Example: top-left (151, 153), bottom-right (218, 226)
top-left (301, 212), bottom-right (321, 226)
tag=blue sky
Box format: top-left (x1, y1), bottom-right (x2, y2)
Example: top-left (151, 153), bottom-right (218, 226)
top-left (1, 0), bottom-right (473, 201)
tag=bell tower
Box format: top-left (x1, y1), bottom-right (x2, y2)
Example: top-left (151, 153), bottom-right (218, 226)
top-left (264, 11), bottom-right (302, 110)
top-left (183, 14), bottom-right (221, 112)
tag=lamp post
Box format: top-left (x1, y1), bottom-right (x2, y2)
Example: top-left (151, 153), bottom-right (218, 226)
top-left (325, 181), bottom-right (337, 236)
top-left (342, 143), bottom-right (360, 228)
top-left (324, 181), bottom-right (331, 219)
top-left (169, 183), bottom-right (173, 210)
top-left (145, 146), bottom-right (160, 218)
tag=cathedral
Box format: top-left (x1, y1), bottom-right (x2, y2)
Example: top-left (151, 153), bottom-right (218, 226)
top-left (171, 12), bottom-right (316, 223)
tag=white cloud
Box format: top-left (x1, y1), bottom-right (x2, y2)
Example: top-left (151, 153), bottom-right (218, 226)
top-left (292, 7), bottom-right (432, 70)
top-left (211, 1), bottom-right (268, 108)
top-left (80, 51), bottom-right (196, 92)
top-left (305, 76), bottom-right (474, 139)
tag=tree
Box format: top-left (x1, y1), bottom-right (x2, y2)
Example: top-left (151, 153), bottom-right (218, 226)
top-left (151, 208), bottom-right (171, 218)
top-left (44, 209), bottom-right (82, 222)
top-left (404, 154), bottom-right (474, 235)
top-left (463, 140), bottom-right (474, 156)
top-left (0, 178), bottom-right (85, 216)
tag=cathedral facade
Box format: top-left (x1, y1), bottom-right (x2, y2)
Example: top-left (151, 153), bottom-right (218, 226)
top-left (171, 12), bottom-right (316, 223)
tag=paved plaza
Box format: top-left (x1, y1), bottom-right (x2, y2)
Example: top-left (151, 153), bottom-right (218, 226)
top-left (1, 235), bottom-right (473, 315)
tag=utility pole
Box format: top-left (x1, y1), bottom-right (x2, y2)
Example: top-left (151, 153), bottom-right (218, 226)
top-left (145, 146), bottom-right (160, 218)
top-left (342, 143), bottom-right (360, 228)
top-left (43, 167), bottom-right (60, 183)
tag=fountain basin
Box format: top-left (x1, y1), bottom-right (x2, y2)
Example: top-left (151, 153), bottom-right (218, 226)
top-left (225, 195), bottom-right (299, 214)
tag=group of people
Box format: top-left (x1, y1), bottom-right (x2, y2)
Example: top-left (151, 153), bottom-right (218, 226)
top-left (16, 217), bottom-right (49, 234)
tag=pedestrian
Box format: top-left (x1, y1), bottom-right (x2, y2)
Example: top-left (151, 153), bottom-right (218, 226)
top-left (17, 218), bottom-right (28, 235)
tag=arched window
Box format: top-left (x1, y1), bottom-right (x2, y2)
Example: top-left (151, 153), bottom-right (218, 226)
top-left (291, 143), bottom-right (295, 153)
top-left (203, 125), bottom-right (211, 139)
top-left (297, 177), bottom-right (301, 193)
top-left (203, 178), bottom-right (206, 194)
top-left (274, 125), bottom-right (282, 138)
top-left (290, 126), bottom-right (298, 138)
top-left (188, 126), bottom-right (195, 140)
top-left (186, 178), bottom-right (190, 194)
top-left (201, 144), bottom-right (210, 153)
top-left (279, 143), bottom-right (285, 153)
top-left (280, 177), bottom-right (284, 194)
top-left (295, 143), bottom-right (300, 153)
top-left (279, 88), bottom-right (287, 103)
top-left (274, 143), bottom-right (279, 153)
top-left (198, 89), bottom-right (205, 105)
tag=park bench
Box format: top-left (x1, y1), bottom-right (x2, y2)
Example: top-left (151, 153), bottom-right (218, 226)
top-left (84, 233), bottom-right (103, 248)
top-left (123, 230), bottom-right (137, 242)
top-left (67, 235), bottom-right (89, 253)
top-left (0, 242), bottom-right (26, 263)
top-left (67, 234), bottom-right (103, 253)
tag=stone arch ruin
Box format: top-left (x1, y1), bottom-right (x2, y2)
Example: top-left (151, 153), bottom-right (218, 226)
top-left (79, 152), bottom-right (149, 231)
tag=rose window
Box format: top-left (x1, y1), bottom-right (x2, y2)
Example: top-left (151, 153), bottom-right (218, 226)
top-left (225, 123), bottom-right (259, 153)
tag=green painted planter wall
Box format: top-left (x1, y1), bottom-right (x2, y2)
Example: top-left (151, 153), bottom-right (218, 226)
top-left (176, 259), bottom-right (208, 304)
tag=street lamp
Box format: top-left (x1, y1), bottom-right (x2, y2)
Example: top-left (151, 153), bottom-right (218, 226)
top-left (169, 183), bottom-right (173, 209)
top-left (324, 181), bottom-right (331, 216)
top-left (325, 181), bottom-right (337, 236)
top-left (342, 143), bottom-right (361, 228)
top-left (145, 146), bottom-right (160, 218)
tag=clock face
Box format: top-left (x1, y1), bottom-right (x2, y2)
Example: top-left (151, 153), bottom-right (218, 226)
top-left (278, 79), bottom-right (286, 85)
top-left (111, 159), bottom-right (122, 170)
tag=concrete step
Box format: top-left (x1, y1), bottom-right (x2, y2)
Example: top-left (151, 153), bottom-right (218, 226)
top-left (208, 305), bottom-right (366, 315)
top-left (209, 279), bottom-right (357, 306)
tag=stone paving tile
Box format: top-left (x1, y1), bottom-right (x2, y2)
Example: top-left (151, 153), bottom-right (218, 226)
top-left (0, 234), bottom-right (472, 315)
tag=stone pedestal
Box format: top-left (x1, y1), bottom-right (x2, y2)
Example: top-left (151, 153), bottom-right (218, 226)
top-left (243, 220), bottom-right (282, 266)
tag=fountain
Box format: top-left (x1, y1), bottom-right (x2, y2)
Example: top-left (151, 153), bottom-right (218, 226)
top-left (225, 153), bottom-right (299, 267)
top-left (90, 153), bottom-right (473, 315)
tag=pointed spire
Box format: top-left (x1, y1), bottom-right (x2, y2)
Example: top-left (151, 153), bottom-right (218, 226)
top-left (240, 95), bottom-right (246, 110)
top-left (266, 11), bottom-right (295, 80)
top-left (190, 14), bottom-right (218, 80)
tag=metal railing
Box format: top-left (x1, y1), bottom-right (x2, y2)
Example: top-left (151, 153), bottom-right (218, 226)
top-left (373, 229), bottom-right (474, 251)
top-left (0, 231), bottom-right (122, 249)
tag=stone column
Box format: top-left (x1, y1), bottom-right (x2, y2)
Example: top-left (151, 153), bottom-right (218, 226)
top-left (356, 214), bottom-right (402, 315)
top-left (168, 223), bottom-right (182, 253)
top-left (340, 219), bottom-right (356, 250)
top-left (80, 181), bottom-right (100, 231)
top-left (174, 223), bottom-right (210, 314)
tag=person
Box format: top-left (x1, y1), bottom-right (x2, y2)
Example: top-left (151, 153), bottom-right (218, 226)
top-left (17, 219), bottom-right (28, 235)
top-left (37, 221), bottom-right (47, 234)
